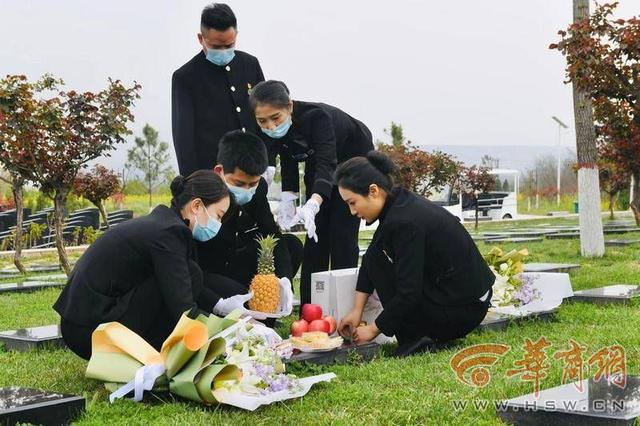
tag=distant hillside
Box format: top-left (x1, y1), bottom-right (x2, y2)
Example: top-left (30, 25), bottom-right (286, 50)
top-left (415, 144), bottom-right (577, 173)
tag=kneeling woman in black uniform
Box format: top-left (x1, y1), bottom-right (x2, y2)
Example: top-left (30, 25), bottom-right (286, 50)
top-left (54, 170), bottom-right (252, 360)
top-left (336, 152), bottom-right (494, 356)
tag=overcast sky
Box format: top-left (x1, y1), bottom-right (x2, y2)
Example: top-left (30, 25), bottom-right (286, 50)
top-left (1, 0), bottom-right (636, 172)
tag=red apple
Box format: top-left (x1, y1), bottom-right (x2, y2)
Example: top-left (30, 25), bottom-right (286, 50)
top-left (308, 319), bottom-right (330, 333)
top-left (322, 315), bottom-right (337, 334)
top-left (290, 319), bottom-right (309, 337)
top-left (301, 304), bottom-right (323, 322)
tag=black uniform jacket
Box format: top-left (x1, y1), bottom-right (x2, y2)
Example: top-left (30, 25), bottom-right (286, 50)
top-left (172, 50), bottom-right (265, 175)
top-left (263, 100), bottom-right (373, 201)
top-left (196, 178), bottom-right (293, 282)
top-left (357, 187), bottom-right (495, 337)
top-left (53, 206), bottom-right (203, 328)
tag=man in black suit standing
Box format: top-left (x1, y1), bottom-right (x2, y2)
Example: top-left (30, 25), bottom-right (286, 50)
top-left (172, 3), bottom-right (265, 176)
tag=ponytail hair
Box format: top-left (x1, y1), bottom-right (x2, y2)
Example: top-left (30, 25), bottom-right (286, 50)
top-left (170, 170), bottom-right (230, 210)
top-left (249, 80), bottom-right (291, 111)
top-left (334, 151), bottom-right (396, 196)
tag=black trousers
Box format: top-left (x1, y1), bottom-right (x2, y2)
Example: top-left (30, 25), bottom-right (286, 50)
top-left (60, 260), bottom-right (241, 360)
top-left (363, 246), bottom-right (489, 346)
top-left (300, 186), bottom-right (361, 305)
top-left (393, 295), bottom-right (490, 345)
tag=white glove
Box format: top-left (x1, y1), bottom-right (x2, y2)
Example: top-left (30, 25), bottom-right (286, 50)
top-left (292, 198), bottom-right (320, 242)
top-left (262, 166), bottom-right (276, 187)
top-left (278, 277), bottom-right (294, 316)
top-left (213, 292), bottom-right (253, 316)
top-left (277, 191), bottom-right (298, 231)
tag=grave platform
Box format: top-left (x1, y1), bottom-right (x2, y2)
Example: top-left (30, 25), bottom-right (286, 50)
top-left (0, 325), bottom-right (64, 351)
top-left (498, 375), bottom-right (640, 425)
top-left (0, 387), bottom-right (84, 425)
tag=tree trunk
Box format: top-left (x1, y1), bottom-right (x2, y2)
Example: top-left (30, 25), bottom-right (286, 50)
top-left (11, 176), bottom-right (26, 274)
top-left (609, 192), bottom-right (616, 220)
top-left (96, 201), bottom-right (109, 229)
top-left (572, 0), bottom-right (605, 257)
top-left (631, 172), bottom-right (640, 225)
top-left (54, 189), bottom-right (72, 276)
top-left (474, 204), bottom-right (479, 231)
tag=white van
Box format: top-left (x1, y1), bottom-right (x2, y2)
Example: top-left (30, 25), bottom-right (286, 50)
top-left (429, 169), bottom-right (519, 221)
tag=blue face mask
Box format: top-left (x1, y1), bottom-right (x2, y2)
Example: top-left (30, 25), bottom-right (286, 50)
top-left (228, 184), bottom-right (258, 206)
top-left (261, 117), bottom-right (292, 139)
top-left (205, 47), bottom-right (235, 66)
top-left (192, 205), bottom-right (221, 242)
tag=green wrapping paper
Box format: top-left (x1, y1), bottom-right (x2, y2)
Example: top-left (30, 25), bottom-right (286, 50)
top-left (86, 310), bottom-right (245, 404)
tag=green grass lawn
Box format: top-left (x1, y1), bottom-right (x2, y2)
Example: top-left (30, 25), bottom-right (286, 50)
top-left (0, 217), bottom-right (639, 425)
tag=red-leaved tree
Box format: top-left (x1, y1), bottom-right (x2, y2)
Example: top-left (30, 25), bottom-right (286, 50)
top-left (459, 165), bottom-right (496, 231)
top-left (73, 165), bottom-right (121, 228)
top-left (377, 122), bottom-right (462, 197)
top-left (551, 2), bottom-right (640, 224)
top-left (0, 74), bottom-right (140, 275)
top-left (598, 157), bottom-right (630, 220)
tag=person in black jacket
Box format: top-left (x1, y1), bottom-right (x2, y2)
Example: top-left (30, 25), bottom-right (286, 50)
top-left (53, 171), bottom-right (254, 360)
top-left (249, 80), bottom-right (374, 306)
top-left (172, 3), bottom-right (265, 176)
top-left (197, 130), bottom-right (303, 295)
top-left (335, 152), bottom-right (495, 357)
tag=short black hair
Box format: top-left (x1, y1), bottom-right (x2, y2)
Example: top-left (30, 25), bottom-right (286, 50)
top-left (217, 130), bottom-right (268, 177)
top-left (201, 3), bottom-right (237, 32)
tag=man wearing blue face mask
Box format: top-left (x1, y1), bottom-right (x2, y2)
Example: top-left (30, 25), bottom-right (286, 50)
top-left (172, 3), bottom-right (265, 176)
top-left (196, 130), bottom-right (303, 303)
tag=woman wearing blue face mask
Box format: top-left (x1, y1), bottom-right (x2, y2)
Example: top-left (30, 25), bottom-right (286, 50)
top-left (53, 170), bottom-right (253, 360)
top-left (249, 80), bottom-right (374, 306)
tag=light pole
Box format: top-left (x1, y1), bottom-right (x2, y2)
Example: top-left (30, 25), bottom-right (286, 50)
top-left (551, 116), bottom-right (569, 206)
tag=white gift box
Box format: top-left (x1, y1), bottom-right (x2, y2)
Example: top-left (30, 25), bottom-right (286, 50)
top-left (491, 272), bottom-right (574, 316)
top-left (311, 268), bottom-right (395, 344)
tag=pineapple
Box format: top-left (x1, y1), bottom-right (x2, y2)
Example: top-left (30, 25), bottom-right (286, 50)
top-left (248, 235), bottom-right (281, 313)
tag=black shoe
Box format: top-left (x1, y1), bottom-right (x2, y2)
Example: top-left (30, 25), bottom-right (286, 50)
top-left (393, 336), bottom-right (437, 358)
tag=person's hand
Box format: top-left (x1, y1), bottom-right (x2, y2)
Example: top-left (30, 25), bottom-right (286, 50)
top-left (338, 309), bottom-right (363, 339)
top-left (277, 192), bottom-right (298, 231)
top-left (292, 198), bottom-right (320, 242)
top-left (213, 292), bottom-right (253, 316)
top-left (262, 166), bottom-right (276, 187)
top-left (353, 323), bottom-right (380, 344)
top-left (278, 277), bottom-right (294, 316)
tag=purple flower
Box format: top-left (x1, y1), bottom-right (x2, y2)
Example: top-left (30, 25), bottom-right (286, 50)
top-left (513, 274), bottom-right (539, 305)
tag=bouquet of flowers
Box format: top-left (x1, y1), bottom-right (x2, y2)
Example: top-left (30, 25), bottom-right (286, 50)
top-left (483, 247), bottom-right (538, 307)
top-left (85, 310), bottom-right (335, 410)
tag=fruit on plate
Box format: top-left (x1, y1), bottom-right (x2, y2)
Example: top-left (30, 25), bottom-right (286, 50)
top-left (290, 331), bottom-right (343, 350)
top-left (290, 319), bottom-right (309, 337)
top-left (301, 304), bottom-right (323, 322)
top-left (323, 315), bottom-right (337, 334)
top-left (248, 235), bottom-right (280, 313)
top-left (308, 319), bottom-right (330, 333)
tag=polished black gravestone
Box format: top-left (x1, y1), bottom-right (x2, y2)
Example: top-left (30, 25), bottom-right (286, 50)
top-left (547, 232), bottom-right (581, 240)
top-left (0, 281), bottom-right (64, 294)
top-left (0, 265), bottom-right (61, 275)
top-left (477, 309), bottom-right (558, 332)
top-left (284, 342), bottom-right (381, 365)
top-left (605, 239), bottom-right (640, 247)
top-left (0, 387), bottom-right (84, 425)
top-left (484, 231), bottom-right (549, 238)
top-left (486, 237), bottom-right (544, 244)
top-left (570, 285), bottom-right (640, 305)
top-left (0, 325), bottom-right (64, 351)
top-left (523, 263), bottom-right (580, 273)
top-left (498, 376), bottom-right (640, 425)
